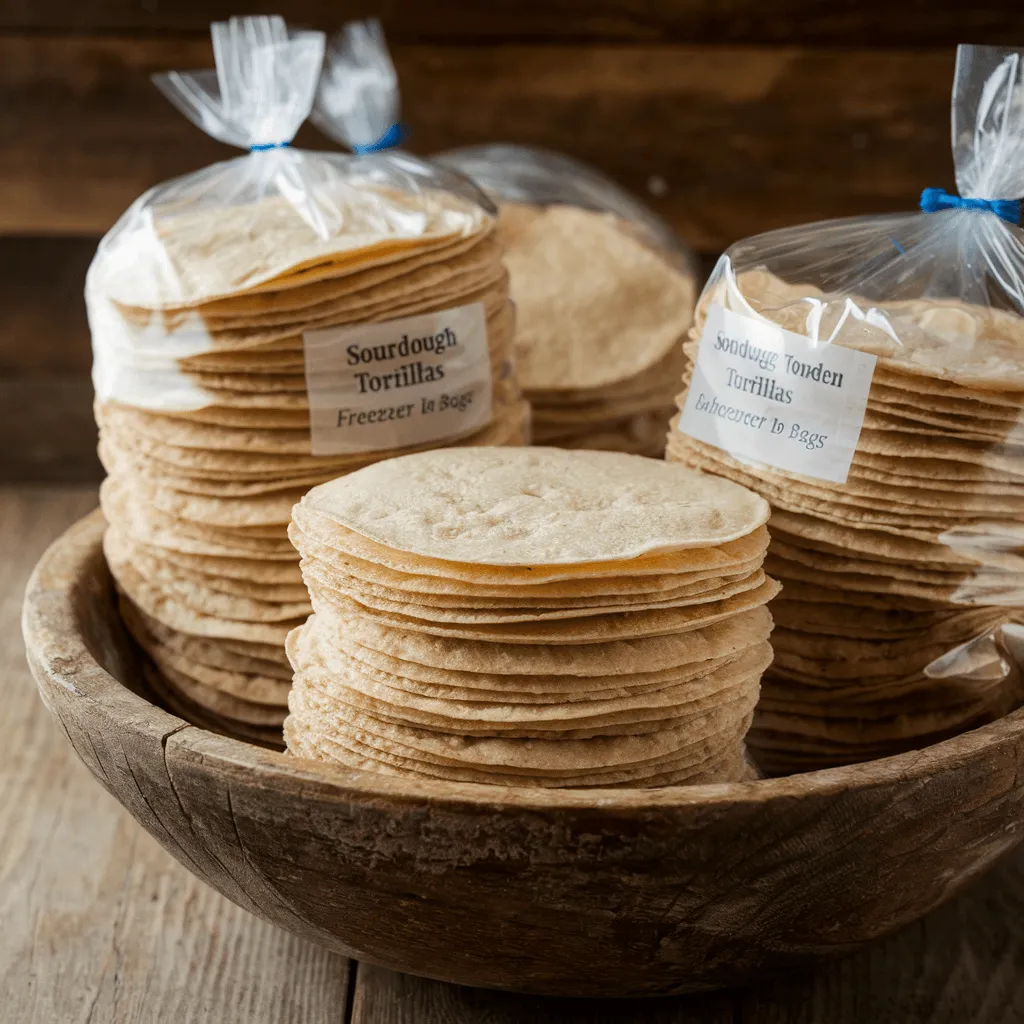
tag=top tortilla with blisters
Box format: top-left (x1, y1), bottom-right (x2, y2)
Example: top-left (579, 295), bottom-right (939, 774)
top-left (299, 446), bottom-right (770, 566)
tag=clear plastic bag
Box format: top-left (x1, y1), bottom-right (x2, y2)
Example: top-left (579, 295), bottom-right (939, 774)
top-left (87, 16), bottom-right (496, 410)
top-left (435, 143), bottom-right (695, 269)
top-left (88, 16), bottom-right (529, 746)
top-left (311, 19), bottom-right (697, 456)
top-left (313, 17), bottom-right (689, 263)
top-left (670, 45), bottom-right (1024, 771)
top-left (434, 147), bottom-right (698, 456)
top-left (310, 19), bottom-right (493, 210)
top-left (310, 18), bottom-right (402, 155)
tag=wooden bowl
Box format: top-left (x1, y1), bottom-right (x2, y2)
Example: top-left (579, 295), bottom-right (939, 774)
top-left (23, 510), bottom-right (1024, 998)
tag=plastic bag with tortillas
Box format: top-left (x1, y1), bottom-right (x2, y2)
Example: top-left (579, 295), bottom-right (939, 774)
top-left (670, 45), bottom-right (1024, 773)
top-left (87, 15), bottom-right (497, 411)
top-left (432, 136), bottom-right (697, 454)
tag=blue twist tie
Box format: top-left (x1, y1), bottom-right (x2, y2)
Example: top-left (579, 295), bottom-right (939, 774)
top-left (352, 123), bottom-right (407, 155)
top-left (920, 187), bottom-right (1020, 226)
top-left (250, 141), bottom-right (290, 152)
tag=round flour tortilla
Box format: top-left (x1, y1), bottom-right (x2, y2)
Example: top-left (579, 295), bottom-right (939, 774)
top-left (299, 447), bottom-right (769, 565)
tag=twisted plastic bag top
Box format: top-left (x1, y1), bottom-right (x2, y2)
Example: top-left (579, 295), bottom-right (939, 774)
top-left (311, 19), bottom-right (400, 154)
top-left (310, 20), bottom-right (494, 214)
top-left (702, 45), bottom-right (1024, 388)
top-left (436, 143), bottom-right (694, 268)
top-left (953, 47), bottom-right (1024, 201)
top-left (88, 16), bottom-right (492, 313)
top-left (154, 16), bottom-right (323, 150)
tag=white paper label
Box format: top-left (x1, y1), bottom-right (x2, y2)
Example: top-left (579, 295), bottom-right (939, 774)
top-left (678, 303), bottom-right (876, 483)
top-left (303, 303), bottom-right (493, 456)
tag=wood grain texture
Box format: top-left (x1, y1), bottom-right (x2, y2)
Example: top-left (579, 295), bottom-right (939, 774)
top-left (351, 846), bottom-right (1024, 1022)
top-left (22, 509), bottom-right (1024, 998)
top-left (0, 36), bottom-right (957, 251)
top-left (0, 488), bottom-right (351, 1024)
top-left (0, 237), bottom-right (100, 481)
top-left (3, 2), bottom-right (1024, 45)
top-left (733, 852), bottom-right (1024, 1023)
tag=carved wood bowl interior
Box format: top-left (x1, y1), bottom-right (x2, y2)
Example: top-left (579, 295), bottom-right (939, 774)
top-left (22, 510), bottom-right (1024, 998)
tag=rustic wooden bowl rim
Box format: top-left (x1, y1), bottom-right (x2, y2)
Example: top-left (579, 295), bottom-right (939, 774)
top-left (26, 509), bottom-right (1024, 813)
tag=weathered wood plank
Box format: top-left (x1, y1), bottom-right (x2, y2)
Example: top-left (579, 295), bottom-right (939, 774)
top-left (0, 237), bottom-right (93, 376)
top-left (0, 36), bottom-right (957, 252)
top-left (0, 380), bottom-right (101, 482)
top-left (2, 2), bottom-right (1024, 45)
top-left (0, 237), bottom-right (99, 481)
top-left (0, 35), bottom-right (230, 235)
top-left (0, 487), bottom-right (351, 1024)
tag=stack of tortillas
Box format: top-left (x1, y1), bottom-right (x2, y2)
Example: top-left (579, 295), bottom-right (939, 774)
top-left (284, 446), bottom-right (779, 787)
top-left (668, 268), bottom-right (1024, 773)
top-left (497, 202), bottom-right (695, 456)
top-left (90, 183), bottom-right (529, 744)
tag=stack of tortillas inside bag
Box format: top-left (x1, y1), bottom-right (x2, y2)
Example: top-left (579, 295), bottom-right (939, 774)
top-left (668, 269), bottom-right (1024, 774)
top-left (284, 446), bottom-right (779, 787)
top-left (91, 185), bottom-right (529, 746)
top-left (498, 203), bottom-right (696, 456)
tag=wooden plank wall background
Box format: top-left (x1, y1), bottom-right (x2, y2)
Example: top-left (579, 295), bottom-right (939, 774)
top-left (4, 3), bottom-right (1024, 480)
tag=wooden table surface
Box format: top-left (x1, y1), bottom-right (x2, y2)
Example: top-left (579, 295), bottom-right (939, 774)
top-left (5, 485), bottom-right (1024, 1024)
